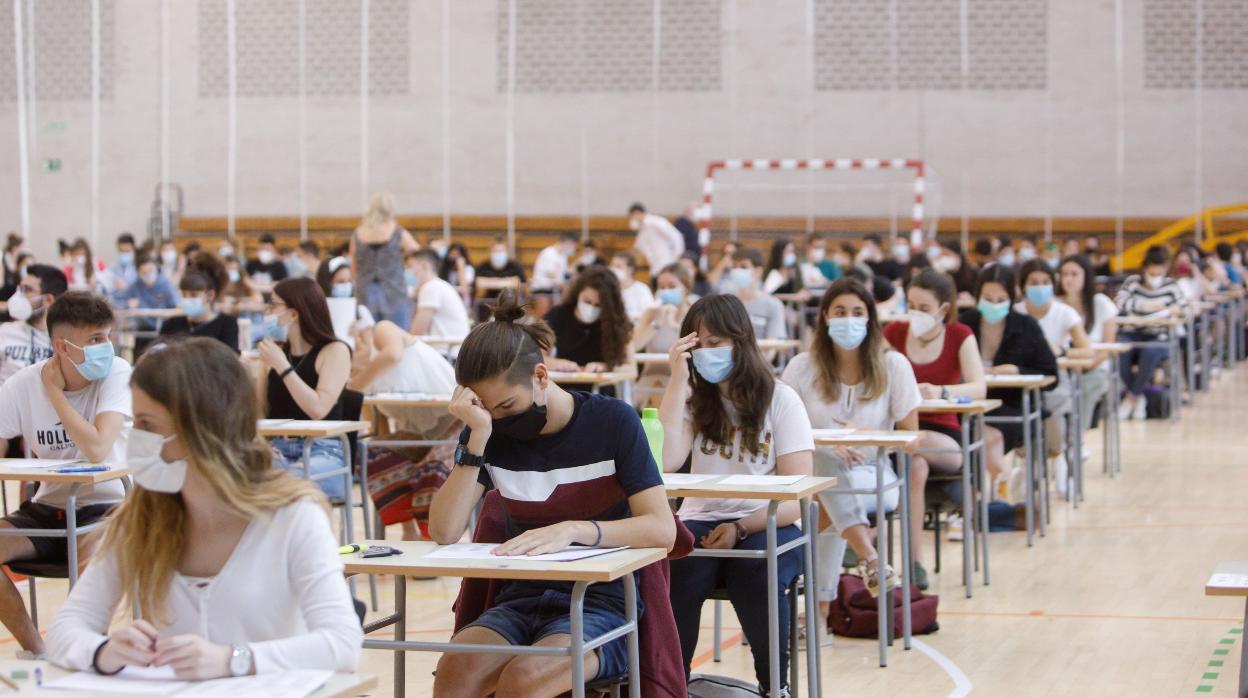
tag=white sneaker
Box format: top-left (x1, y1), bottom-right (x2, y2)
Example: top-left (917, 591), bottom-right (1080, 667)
top-left (1132, 396), bottom-right (1148, 421)
top-left (947, 514), bottom-right (964, 542)
top-left (1007, 465), bottom-right (1027, 505)
top-left (1052, 453), bottom-right (1069, 497)
top-left (1117, 396), bottom-right (1135, 421)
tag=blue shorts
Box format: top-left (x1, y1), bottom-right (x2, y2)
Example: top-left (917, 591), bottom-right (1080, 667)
top-left (464, 588), bottom-right (632, 681)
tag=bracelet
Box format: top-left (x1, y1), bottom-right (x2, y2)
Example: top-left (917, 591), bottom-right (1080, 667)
top-left (278, 366), bottom-right (296, 380)
top-left (92, 640), bottom-right (123, 676)
top-left (590, 520), bottom-right (602, 547)
top-left (734, 521), bottom-right (749, 542)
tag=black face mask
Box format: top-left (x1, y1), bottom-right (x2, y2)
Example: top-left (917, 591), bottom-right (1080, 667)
top-left (491, 401), bottom-right (548, 441)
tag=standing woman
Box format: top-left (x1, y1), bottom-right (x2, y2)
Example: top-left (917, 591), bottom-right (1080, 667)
top-left (349, 192), bottom-right (420, 327)
top-left (958, 264), bottom-right (1058, 500)
top-left (543, 267), bottom-right (633, 377)
top-left (46, 338), bottom-right (362, 677)
top-left (883, 268), bottom-right (988, 551)
top-left (661, 294), bottom-right (813, 698)
top-left (255, 278), bottom-right (351, 500)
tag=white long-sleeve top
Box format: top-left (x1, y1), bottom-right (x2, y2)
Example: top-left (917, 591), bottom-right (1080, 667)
top-left (47, 498), bottom-right (363, 674)
top-left (634, 214), bottom-right (686, 273)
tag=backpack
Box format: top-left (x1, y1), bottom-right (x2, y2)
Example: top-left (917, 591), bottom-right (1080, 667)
top-left (687, 675), bottom-right (764, 697)
top-left (827, 573), bottom-right (939, 639)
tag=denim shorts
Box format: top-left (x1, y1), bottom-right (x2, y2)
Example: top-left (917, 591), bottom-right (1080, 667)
top-left (464, 588), bottom-right (632, 681)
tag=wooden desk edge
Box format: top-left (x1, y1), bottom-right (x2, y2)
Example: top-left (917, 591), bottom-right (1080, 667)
top-left (663, 476), bottom-right (837, 501)
top-left (342, 543), bottom-right (668, 583)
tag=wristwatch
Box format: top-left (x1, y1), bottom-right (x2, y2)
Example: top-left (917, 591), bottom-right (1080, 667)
top-left (454, 443), bottom-right (485, 468)
top-left (733, 521), bottom-right (749, 542)
top-left (228, 645), bottom-right (253, 677)
top-left (940, 386), bottom-right (950, 400)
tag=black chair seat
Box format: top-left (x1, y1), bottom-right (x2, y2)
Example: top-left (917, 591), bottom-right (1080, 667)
top-left (7, 560), bottom-right (69, 579)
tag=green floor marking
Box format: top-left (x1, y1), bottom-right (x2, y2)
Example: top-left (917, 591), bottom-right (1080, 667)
top-left (1196, 685), bottom-right (1213, 693)
top-left (1231, 628), bottom-right (1243, 635)
top-left (1202, 672), bottom-right (1219, 680)
top-left (1209, 660), bottom-right (1224, 668)
top-left (1219, 638), bottom-right (1235, 645)
top-left (1215, 649), bottom-right (1230, 656)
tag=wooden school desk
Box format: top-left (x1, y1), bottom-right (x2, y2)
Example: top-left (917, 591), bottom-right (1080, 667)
top-left (345, 540), bottom-right (666, 698)
top-left (916, 399), bottom-right (1001, 596)
top-left (983, 374), bottom-right (1055, 547)
top-left (812, 430), bottom-right (920, 667)
top-left (1205, 562), bottom-right (1248, 698)
top-left (663, 474), bottom-right (836, 695)
top-left (1115, 314), bottom-right (1184, 422)
top-left (549, 370), bottom-right (636, 403)
top-left (0, 461), bottom-right (130, 586)
top-left (0, 659), bottom-right (377, 698)
top-left (412, 335), bottom-right (466, 350)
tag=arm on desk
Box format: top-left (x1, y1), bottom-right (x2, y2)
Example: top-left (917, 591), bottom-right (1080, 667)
top-left (946, 333), bottom-right (987, 399)
top-left (347, 321), bottom-right (404, 392)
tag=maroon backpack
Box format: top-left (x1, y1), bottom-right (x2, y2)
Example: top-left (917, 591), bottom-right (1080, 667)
top-left (826, 573), bottom-right (939, 639)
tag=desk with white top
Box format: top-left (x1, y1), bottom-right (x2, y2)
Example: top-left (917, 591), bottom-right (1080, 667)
top-left (0, 660), bottom-right (376, 698)
top-left (1205, 561), bottom-right (1248, 698)
top-left (983, 374), bottom-right (1055, 546)
top-left (347, 540), bottom-right (666, 698)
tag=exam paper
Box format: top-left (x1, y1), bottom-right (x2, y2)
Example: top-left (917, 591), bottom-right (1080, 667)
top-left (718, 474), bottom-right (805, 486)
top-left (45, 665), bottom-right (187, 695)
top-left (661, 473), bottom-right (719, 485)
top-left (44, 667), bottom-right (332, 698)
top-left (1209, 573), bottom-right (1248, 589)
top-left (0, 458), bottom-right (83, 470)
top-left (425, 543), bottom-right (628, 562)
top-left (811, 428), bottom-right (855, 437)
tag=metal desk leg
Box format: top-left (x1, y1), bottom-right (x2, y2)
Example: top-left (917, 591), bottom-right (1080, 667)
top-left (977, 414), bottom-right (990, 586)
top-left (624, 574), bottom-right (641, 698)
top-left (338, 435), bottom-right (357, 597)
top-left (357, 439), bottom-right (379, 611)
top-left (1185, 316), bottom-right (1197, 402)
top-left (66, 485), bottom-right (80, 586)
top-left (801, 498), bottom-right (821, 698)
top-left (1035, 388), bottom-right (1049, 536)
top-left (1070, 370), bottom-right (1083, 505)
top-left (394, 574), bottom-right (407, 698)
top-left (959, 419), bottom-right (973, 597)
top-left (876, 464), bottom-right (888, 666)
top-left (765, 502), bottom-right (782, 692)
top-left (1168, 334), bottom-right (1181, 421)
top-left (899, 452), bottom-right (912, 651)
top-left (1241, 598), bottom-right (1248, 698)
top-left (571, 581), bottom-right (588, 698)
top-left (1022, 389), bottom-right (1034, 547)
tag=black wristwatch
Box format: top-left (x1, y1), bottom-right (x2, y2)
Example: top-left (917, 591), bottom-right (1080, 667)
top-left (940, 386), bottom-right (950, 400)
top-left (454, 443), bottom-right (485, 468)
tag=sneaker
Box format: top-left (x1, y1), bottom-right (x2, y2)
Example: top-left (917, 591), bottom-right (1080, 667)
top-left (913, 561), bottom-right (930, 591)
top-left (947, 514), bottom-right (964, 542)
top-left (1052, 453), bottom-right (1069, 497)
top-left (760, 685), bottom-right (791, 698)
top-left (1132, 396), bottom-right (1148, 421)
top-left (857, 557), bottom-right (900, 597)
top-left (1006, 465), bottom-right (1027, 505)
top-left (1117, 396), bottom-right (1135, 421)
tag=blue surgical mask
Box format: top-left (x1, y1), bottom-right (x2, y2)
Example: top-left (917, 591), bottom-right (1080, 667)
top-left (1025, 284), bottom-right (1053, 307)
top-left (227, 269), bottom-right (240, 283)
top-left (826, 316), bottom-right (868, 350)
top-left (180, 297), bottom-right (206, 317)
top-left (117, 252), bottom-right (134, 267)
top-left (728, 268), bottom-right (754, 290)
top-left (65, 340), bottom-right (114, 382)
top-left (978, 299), bottom-right (1011, 324)
top-left (998, 252), bottom-right (1016, 268)
top-left (331, 282), bottom-right (354, 298)
top-left (782, 252), bottom-right (797, 268)
top-left (657, 288), bottom-right (684, 306)
top-left (263, 314), bottom-right (289, 342)
top-left (490, 252), bottom-right (509, 270)
top-left (691, 346), bottom-right (734, 384)
top-left (404, 270), bottom-right (418, 288)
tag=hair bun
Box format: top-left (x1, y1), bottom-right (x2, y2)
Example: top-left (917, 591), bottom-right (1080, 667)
top-left (491, 289), bottom-right (527, 323)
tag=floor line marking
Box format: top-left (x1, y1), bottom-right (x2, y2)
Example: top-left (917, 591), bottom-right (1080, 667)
top-left (912, 638), bottom-right (973, 698)
top-left (940, 610), bottom-right (1240, 623)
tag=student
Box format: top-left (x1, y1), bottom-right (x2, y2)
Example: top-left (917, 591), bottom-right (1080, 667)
top-left (255, 278), bottom-right (351, 500)
top-left (428, 293), bottom-right (676, 697)
top-left (631, 263), bottom-right (695, 407)
top-left (781, 280), bottom-right (925, 596)
top-left (158, 241), bottom-right (182, 284)
top-left (349, 192), bottom-right (420, 327)
top-left (531, 233), bottom-right (577, 294)
top-left (1040, 242), bottom-right (1062, 271)
top-left (801, 233), bottom-right (840, 289)
top-left (440, 242), bottom-right (476, 295)
top-left (1058, 254), bottom-right (1117, 432)
top-left (1016, 236), bottom-right (1039, 264)
top-left (543, 267), bottom-right (632, 377)
top-left (286, 240), bottom-right (320, 280)
top-left (706, 241), bottom-right (738, 293)
top-left (958, 264), bottom-right (1058, 500)
top-left (1, 233), bottom-right (23, 290)
top-left (0, 264), bottom-right (67, 385)
top-left (729, 247), bottom-right (788, 340)
top-left (863, 235), bottom-right (906, 283)
top-left (46, 338), bottom-right (362, 677)
top-left (313, 256), bottom-right (377, 350)
top-left (119, 255), bottom-right (180, 310)
top-left (763, 238), bottom-right (806, 296)
top-left (628, 202), bottom-right (685, 274)
top-left (110, 233), bottom-right (138, 293)
top-left (244, 234), bottom-right (289, 288)
top-left (1215, 242), bottom-right (1243, 286)
top-left (474, 238), bottom-right (526, 295)
top-left (609, 252), bottom-right (654, 321)
top-left (409, 250), bottom-right (471, 340)
top-left (883, 268), bottom-right (987, 547)
top-left (64, 238), bottom-right (110, 294)
top-left (1114, 245), bottom-right (1186, 421)
top-left (677, 252), bottom-right (713, 298)
top-left (660, 294), bottom-right (813, 698)
top-left (0, 292), bottom-right (131, 653)
top-left (574, 241), bottom-right (604, 273)
top-left (159, 255), bottom-right (240, 353)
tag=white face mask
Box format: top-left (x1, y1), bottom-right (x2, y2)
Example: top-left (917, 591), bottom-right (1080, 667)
top-left (629, 218), bottom-right (642, 232)
top-left (126, 428), bottom-right (187, 494)
top-left (808, 248), bottom-right (826, 263)
top-left (611, 267), bottom-right (629, 283)
top-left (575, 301), bottom-right (601, 324)
top-left (6, 288), bottom-right (32, 322)
top-left (907, 309), bottom-right (941, 338)
top-left (1144, 273), bottom-right (1164, 289)
top-left (257, 249), bottom-right (275, 264)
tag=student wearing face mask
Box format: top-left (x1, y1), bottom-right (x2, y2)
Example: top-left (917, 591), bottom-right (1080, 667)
top-left (158, 254), bottom-right (240, 353)
top-left (1016, 237), bottom-right (1038, 264)
top-left (883, 269), bottom-right (987, 547)
top-left (762, 238), bottom-right (806, 296)
top-left (1114, 245), bottom-right (1186, 421)
top-left (158, 242), bottom-right (182, 283)
top-left (1, 234), bottom-right (24, 291)
top-left (0, 292), bottom-right (131, 654)
top-left (119, 255), bottom-right (179, 310)
top-left (428, 292), bottom-right (676, 697)
top-left (661, 294), bottom-right (813, 698)
top-left (474, 238), bottom-right (526, 296)
top-left (64, 238), bottom-right (110, 294)
top-left (314, 256), bottom-right (376, 352)
top-left (781, 280), bottom-right (926, 597)
top-left (958, 265), bottom-right (1057, 500)
top-left (728, 247), bottom-right (788, 341)
top-left (0, 264), bottom-right (67, 386)
top-left (864, 236), bottom-right (908, 284)
top-left (631, 263), bottom-right (696, 408)
top-left (609, 252), bottom-right (654, 321)
top-left (110, 233), bottom-right (138, 292)
top-left (543, 268), bottom-right (633, 388)
top-left (801, 233), bottom-right (842, 289)
top-left (995, 244), bottom-right (1017, 270)
top-left (255, 278), bottom-right (351, 500)
top-left (244, 234), bottom-right (289, 289)
top-left (408, 250), bottom-right (471, 344)
top-left (1040, 242), bottom-right (1062, 271)
top-left (46, 338), bottom-right (362, 679)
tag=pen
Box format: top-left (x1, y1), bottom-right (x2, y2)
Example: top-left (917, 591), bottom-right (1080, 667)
top-left (34, 667), bottom-right (42, 687)
top-left (56, 465), bottom-right (109, 474)
top-left (338, 544), bottom-right (362, 554)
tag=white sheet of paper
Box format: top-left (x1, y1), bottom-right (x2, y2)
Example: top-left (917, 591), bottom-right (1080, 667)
top-left (718, 474), bottom-right (804, 486)
top-left (1209, 573), bottom-right (1248, 589)
top-left (257, 419), bottom-right (293, 429)
top-left (173, 669), bottom-right (333, 698)
top-left (45, 665), bottom-right (187, 695)
top-left (424, 543), bottom-right (628, 562)
top-left (662, 473), bottom-right (719, 485)
top-left (0, 458), bottom-right (83, 470)
top-left (811, 428), bottom-right (855, 438)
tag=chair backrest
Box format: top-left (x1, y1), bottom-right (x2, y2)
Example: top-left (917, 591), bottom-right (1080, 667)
top-left (340, 388), bottom-right (365, 467)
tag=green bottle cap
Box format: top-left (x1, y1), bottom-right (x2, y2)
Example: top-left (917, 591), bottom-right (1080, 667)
top-left (642, 407), bottom-right (659, 419)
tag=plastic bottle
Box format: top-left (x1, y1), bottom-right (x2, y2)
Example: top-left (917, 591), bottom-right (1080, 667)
top-left (640, 407), bottom-right (664, 474)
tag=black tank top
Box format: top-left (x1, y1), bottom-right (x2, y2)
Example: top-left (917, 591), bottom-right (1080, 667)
top-left (266, 342), bottom-right (345, 421)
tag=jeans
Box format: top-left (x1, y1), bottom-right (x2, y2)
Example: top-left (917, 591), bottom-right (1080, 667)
top-left (1080, 366), bottom-right (1110, 431)
top-left (1118, 330), bottom-right (1168, 396)
top-left (365, 281), bottom-right (413, 329)
top-left (669, 519), bottom-right (804, 691)
top-left (270, 436), bottom-right (347, 500)
top-left (814, 449), bottom-right (898, 601)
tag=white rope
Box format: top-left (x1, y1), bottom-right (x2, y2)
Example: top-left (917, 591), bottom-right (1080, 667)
top-left (1043, 85), bottom-right (1053, 243)
top-left (726, 0), bottom-right (738, 241)
top-left (576, 0), bottom-right (588, 240)
top-left (1113, 0), bottom-right (1124, 259)
top-left (226, 0), bottom-right (236, 240)
top-left (359, 0), bottom-right (369, 208)
top-left (160, 0), bottom-right (170, 240)
top-left (804, 0), bottom-right (815, 235)
top-left (504, 0), bottom-right (516, 254)
top-left (958, 0), bottom-right (969, 252)
top-left (440, 0), bottom-right (451, 240)
top-left (1193, 0), bottom-right (1204, 240)
top-left (650, 0), bottom-right (661, 205)
top-left (11, 0), bottom-right (29, 237)
top-left (90, 0), bottom-right (100, 249)
top-left (23, 0), bottom-right (33, 154)
top-left (298, 0), bottom-right (307, 241)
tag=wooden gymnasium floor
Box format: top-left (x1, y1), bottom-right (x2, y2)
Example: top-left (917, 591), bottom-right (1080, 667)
top-left (8, 365), bottom-right (1248, 696)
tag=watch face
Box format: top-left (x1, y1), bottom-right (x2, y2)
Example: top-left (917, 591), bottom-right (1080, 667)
top-left (454, 443), bottom-right (465, 462)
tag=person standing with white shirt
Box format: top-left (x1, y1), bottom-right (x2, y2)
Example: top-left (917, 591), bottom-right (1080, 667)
top-left (46, 338), bottom-right (362, 679)
top-left (0, 292), bottom-right (132, 654)
top-left (628, 203), bottom-right (685, 275)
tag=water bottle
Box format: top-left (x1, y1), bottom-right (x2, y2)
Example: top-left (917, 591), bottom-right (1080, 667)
top-left (640, 407), bottom-right (664, 474)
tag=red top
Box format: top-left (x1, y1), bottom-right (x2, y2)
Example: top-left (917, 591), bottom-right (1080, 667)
top-left (883, 320), bottom-right (974, 433)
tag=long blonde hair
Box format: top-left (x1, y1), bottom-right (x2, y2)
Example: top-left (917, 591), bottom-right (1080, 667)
top-left (812, 279), bottom-right (889, 402)
top-left (104, 338), bottom-right (324, 623)
top-left (362, 191), bottom-right (396, 229)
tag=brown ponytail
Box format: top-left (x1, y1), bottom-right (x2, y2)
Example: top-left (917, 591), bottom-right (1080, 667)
top-left (456, 289), bottom-right (554, 386)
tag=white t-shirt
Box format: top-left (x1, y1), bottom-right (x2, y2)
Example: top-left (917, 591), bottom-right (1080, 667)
top-left (417, 278), bottom-right (471, 339)
top-left (634, 214), bottom-right (685, 273)
top-left (531, 246), bottom-right (569, 292)
top-left (1015, 300), bottom-right (1082, 354)
top-left (0, 321), bottom-right (52, 386)
top-left (619, 281), bottom-right (655, 321)
top-left (781, 350), bottom-right (921, 463)
top-left (368, 339), bottom-right (460, 435)
top-left (678, 382), bottom-right (814, 522)
top-left (1087, 293), bottom-right (1119, 343)
top-left (0, 357), bottom-right (132, 507)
